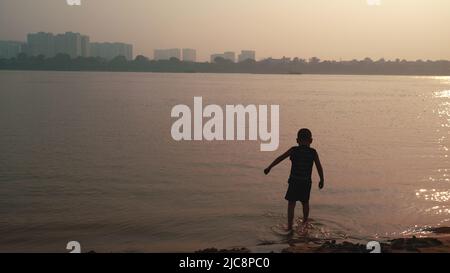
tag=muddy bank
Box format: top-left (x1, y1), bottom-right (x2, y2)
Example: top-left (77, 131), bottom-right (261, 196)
top-left (282, 236), bottom-right (450, 253)
top-left (197, 227), bottom-right (450, 253)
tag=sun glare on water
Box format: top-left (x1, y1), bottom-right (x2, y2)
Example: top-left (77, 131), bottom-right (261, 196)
top-left (434, 90), bottom-right (450, 98)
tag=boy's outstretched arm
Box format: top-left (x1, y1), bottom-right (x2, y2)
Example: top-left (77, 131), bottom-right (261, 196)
top-left (264, 148), bottom-right (293, 175)
top-left (314, 152), bottom-right (325, 189)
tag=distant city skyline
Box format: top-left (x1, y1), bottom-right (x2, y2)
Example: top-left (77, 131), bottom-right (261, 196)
top-left (4, 29), bottom-right (450, 63)
top-left (2, 31), bottom-right (259, 63)
top-left (1, 1), bottom-right (450, 62)
top-left (211, 51), bottom-right (256, 63)
top-left (0, 31), bottom-right (133, 60)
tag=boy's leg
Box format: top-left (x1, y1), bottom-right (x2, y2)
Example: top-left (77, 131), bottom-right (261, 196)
top-left (287, 201), bottom-right (296, 230)
top-left (301, 201), bottom-right (309, 223)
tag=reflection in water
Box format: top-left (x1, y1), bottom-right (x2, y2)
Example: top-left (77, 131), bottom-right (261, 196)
top-left (411, 85), bottom-right (450, 236)
top-left (2, 72), bottom-right (450, 252)
top-left (426, 170), bottom-right (450, 183)
top-left (416, 189), bottom-right (450, 203)
top-left (434, 90), bottom-right (450, 98)
top-left (431, 76), bottom-right (450, 85)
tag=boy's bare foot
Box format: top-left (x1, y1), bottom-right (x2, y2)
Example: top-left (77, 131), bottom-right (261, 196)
top-left (298, 228), bottom-right (307, 236)
top-left (282, 225), bottom-right (294, 234)
top-left (297, 221), bottom-right (309, 235)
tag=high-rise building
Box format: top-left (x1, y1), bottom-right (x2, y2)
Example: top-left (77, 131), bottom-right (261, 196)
top-left (27, 32), bottom-right (55, 57)
top-left (23, 31), bottom-right (133, 60)
top-left (223, 52), bottom-right (236, 63)
top-left (153, 49), bottom-right (166, 60)
top-left (90, 42), bottom-right (133, 60)
top-left (154, 48), bottom-right (181, 60)
top-left (81, 35), bottom-right (90, 57)
top-left (210, 51), bottom-right (236, 63)
top-left (182, 48), bottom-right (196, 62)
top-left (27, 32), bottom-right (87, 58)
top-left (0, 41), bottom-right (24, 59)
top-left (54, 32), bottom-right (84, 58)
top-left (210, 53), bottom-right (224, 63)
top-left (238, 50), bottom-right (256, 62)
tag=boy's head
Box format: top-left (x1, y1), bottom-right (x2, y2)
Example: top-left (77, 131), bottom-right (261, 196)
top-left (297, 128), bottom-right (313, 145)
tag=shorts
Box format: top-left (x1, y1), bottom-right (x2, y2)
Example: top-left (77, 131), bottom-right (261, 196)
top-left (284, 176), bottom-right (312, 202)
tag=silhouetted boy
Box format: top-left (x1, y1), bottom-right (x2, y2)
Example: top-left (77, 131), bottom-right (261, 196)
top-left (264, 128), bottom-right (324, 233)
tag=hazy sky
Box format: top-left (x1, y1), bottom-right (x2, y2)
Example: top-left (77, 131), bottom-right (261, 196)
top-left (1, 0), bottom-right (450, 61)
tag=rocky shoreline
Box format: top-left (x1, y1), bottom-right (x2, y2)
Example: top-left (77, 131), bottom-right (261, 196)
top-left (196, 227), bottom-right (450, 253)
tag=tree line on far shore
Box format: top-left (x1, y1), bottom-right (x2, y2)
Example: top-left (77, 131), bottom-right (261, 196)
top-left (1, 53), bottom-right (450, 75)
